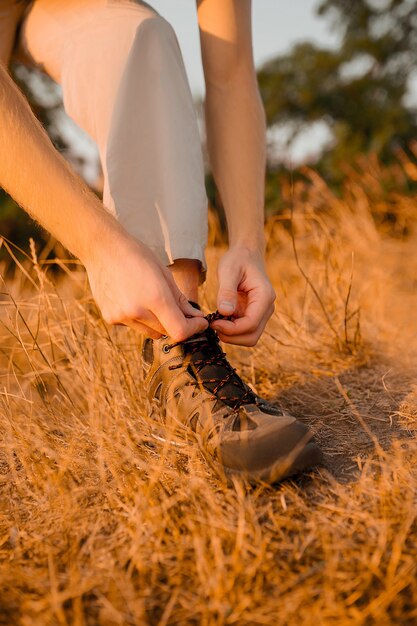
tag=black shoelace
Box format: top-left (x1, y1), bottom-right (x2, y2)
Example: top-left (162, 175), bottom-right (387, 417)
top-left (164, 311), bottom-right (256, 411)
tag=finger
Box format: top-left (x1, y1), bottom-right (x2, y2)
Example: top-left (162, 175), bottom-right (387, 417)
top-left (163, 270), bottom-right (205, 318)
top-left (211, 300), bottom-right (274, 336)
top-left (216, 330), bottom-right (263, 347)
top-left (177, 292), bottom-right (205, 318)
top-left (118, 308), bottom-right (166, 335)
top-left (215, 311), bottom-right (273, 346)
top-left (217, 262), bottom-right (242, 316)
top-left (134, 312), bottom-right (166, 335)
top-left (156, 292), bottom-right (208, 341)
top-left (125, 320), bottom-right (163, 340)
top-left (214, 318), bottom-right (267, 342)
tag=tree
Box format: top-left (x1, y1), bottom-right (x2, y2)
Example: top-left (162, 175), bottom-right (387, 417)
top-left (258, 0), bottom-right (417, 183)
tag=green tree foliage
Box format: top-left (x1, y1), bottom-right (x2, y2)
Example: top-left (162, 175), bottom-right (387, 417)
top-left (258, 0), bottom-right (417, 183)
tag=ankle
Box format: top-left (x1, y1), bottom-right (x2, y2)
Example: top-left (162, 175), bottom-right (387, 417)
top-left (169, 258), bottom-right (200, 302)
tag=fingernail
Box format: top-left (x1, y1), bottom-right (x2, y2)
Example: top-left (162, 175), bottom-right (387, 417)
top-left (219, 301), bottom-right (234, 313)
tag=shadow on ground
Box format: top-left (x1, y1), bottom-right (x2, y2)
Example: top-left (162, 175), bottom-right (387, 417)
top-left (274, 361), bottom-right (417, 483)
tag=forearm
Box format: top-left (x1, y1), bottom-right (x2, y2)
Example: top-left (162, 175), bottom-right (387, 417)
top-left (205, 73), bottom-right (266, 253)
top-left (0, 67), bottom-right (206, 340)
top-left (0, 64), bottom-right (122, 264)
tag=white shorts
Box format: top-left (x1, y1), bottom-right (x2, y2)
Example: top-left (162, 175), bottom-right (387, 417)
top-left (1, 0), bottom-right (208, 273)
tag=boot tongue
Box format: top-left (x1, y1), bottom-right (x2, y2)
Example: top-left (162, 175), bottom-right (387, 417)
top-left (182, 327), bottom-right (255, 411)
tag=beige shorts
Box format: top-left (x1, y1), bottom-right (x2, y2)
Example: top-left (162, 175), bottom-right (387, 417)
top-left (0, 0), bottom-right (208, 272)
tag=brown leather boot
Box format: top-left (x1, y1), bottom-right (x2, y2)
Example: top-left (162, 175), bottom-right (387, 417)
top-left (141, 327), bottom-right (322, 484)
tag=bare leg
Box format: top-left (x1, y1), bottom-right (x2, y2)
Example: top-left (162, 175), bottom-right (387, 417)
top-left (169, 259), bottom-right (200, 304)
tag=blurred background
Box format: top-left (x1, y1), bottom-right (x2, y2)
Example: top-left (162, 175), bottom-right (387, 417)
top-left (1, 0), bottom-right (417, 255)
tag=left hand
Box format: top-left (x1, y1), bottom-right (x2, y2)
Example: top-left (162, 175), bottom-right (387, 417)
top-left (210, 246), bottom-right (276, 346)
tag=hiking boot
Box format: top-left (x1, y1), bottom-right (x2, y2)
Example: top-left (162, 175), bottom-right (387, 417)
top-left (140, 326), bottom-right (322, 484)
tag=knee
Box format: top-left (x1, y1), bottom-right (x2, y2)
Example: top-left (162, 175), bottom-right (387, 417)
top-left (132, 14), bottom-right (178, 63)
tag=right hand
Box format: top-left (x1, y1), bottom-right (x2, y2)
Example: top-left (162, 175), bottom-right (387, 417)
top-left (84, 232), bottom-right (208, 340)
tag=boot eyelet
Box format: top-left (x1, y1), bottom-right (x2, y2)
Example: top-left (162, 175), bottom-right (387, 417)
top-left (162, 344), bottom-right (171, 353)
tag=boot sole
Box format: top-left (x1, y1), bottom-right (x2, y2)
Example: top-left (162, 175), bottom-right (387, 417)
top-left (213, 441), bottom-right (323, 486)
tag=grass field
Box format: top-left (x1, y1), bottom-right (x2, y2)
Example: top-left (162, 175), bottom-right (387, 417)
top-left (1, 159), bottom-right (417, 625)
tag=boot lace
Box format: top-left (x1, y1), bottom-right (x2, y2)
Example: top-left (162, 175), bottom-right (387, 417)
top-left (164, 311), bottom-right (256, 411)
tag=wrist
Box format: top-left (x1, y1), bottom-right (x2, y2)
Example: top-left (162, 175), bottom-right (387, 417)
top-left (227, 242), bottom-right (266, 272)
top-left (228, 223), bottom-right (265, 254)
top-left (228, 236), bottom-right (266, 257)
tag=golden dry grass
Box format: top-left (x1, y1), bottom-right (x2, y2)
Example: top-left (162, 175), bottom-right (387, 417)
top-left (1, 160), bottom-right (417, 625)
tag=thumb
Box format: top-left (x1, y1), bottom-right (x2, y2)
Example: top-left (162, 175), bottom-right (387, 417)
top-left (217, 263), bottom-right (241, 315)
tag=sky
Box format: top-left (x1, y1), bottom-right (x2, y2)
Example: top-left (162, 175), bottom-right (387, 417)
top-left (149, 0), bottom-right (338, 98)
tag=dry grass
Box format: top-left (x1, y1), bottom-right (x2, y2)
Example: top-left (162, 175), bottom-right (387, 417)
top-left (1, 160), bottom-right (417, 625)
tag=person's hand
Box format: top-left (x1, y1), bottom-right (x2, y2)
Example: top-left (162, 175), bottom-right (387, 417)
top-left (84, 232), bottom-right (208, 340)
top-left (210, 246), bottom-right (276, 346)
